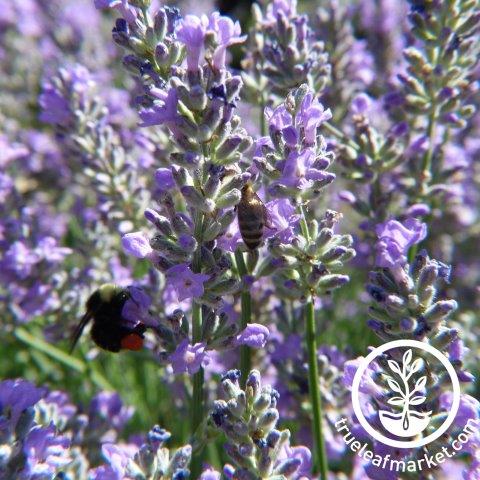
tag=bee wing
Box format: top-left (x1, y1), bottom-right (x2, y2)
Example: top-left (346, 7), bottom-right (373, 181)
top-left (262, 202), bottom-right (275, 231)
top-left (69, 311), bottom-right (93, 353)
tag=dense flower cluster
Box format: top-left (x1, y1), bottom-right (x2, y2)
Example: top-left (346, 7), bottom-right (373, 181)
top-left (210, 369), bottom-right (311, 479)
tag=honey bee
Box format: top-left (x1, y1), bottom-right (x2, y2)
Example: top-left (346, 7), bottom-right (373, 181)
top-left (70, 284), bottom-right (146, 353)
top-left (237, 183), bottom-right (268, 250)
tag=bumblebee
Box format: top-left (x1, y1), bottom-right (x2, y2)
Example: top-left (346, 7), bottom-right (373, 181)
top-left (237, 183), bottom-right (268, 250)
top-left (70, 284), bottom-right (146, 353)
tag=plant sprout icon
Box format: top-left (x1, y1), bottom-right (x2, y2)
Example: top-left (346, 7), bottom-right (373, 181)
top-left (379, 349), bottom-right (433, 438)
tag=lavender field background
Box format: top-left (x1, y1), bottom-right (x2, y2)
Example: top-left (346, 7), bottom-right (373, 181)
top-left (0, 0), bottom-right (479, 478)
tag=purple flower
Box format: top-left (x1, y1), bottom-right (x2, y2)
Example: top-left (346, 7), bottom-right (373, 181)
top-left (440, 393), bottom-right (480, 430)
top-left (13, 283), bottom-right (60, 322)
top-left (266, 0), bottom-right (297, 20)
top-left (375, 218), bottom-right (427, 268)
top-left (253, 136), bottom-right (274, 160)
top-left (264, 198), bottom-right (299, 243)
top-left (43, 391), bottom-right (76, 423)
top-left (449, 337), bottom-right (468, 362)
top-left (278, 444), bottom-right (312, 478)
top-left (443, 143), bottom-right (470, 171)
top-left (273, 148), bottom-right (334, 192)
top-left (178, 234), bottom-right (196, 251)
top-left (89, 392), bottom-right (134, 431)
top-left (38, 86), bottom-right (71, 125)
top-left (169, 339), bottom-right (210, 374)
top-left (139, 88), bottom-right (179, 128)
top-left (121, 286), bottom-right (156, 327)
top-left (265, 105), bottom-right (297, 146)
top-left (94, 0), bottom-right (137, 24)
top-left (121, 232), bottom-right (153, 259)
top-left (405, 203), bottom-right (430, 217)
top-left (0, 134), bottom-right (28, 168)
top-left (1, 241), bottom-right (38, 280)
top-left (147, 425), bottom-right (171, 446)
top-left (234, 323), bottom-right (270, 348)
top-left (200, 467), bottom-right (221, 480)
top-left (154, 167), bottom-right (175, 194)
top-left (166, 263), bottom-right (210, 301)
top-left (348, 40), bottom-right (375, 86)
top-left (208, 13), bottom-right (246, 69)
top-left (271, 333), bottom-right (302, 362)
top-left (0, 379), bottom-right (45, 433)
top-left (318, 345), bottom-right (348, 369)
top-left (364, 443), bottom-right (410, 480)
top-left (351, 94), bottom-right (373, 116)
top-left (343, 358), bottom-right (382, 397)
top-left (109, 257), bottom-right (133, 287)
top-left (338, 190), bottom-right (357, 205)
top-left (90, 465), bottom-right (120, 480)
top-left (298, 93), bottom-right (332, 145)
top-left (464, 456), bottom-right (480, 480)
top-left (91, 443), bottom-right (133, 480)
top-left (176, 15), bottom-right (208, 70)
top-left (0, 173), bottom-right (14, 203)
top-left (35, 237), bottom-right (72, 263)
top-left (39, 65), bottom-right (93, 126)
top-left (163, 283), bottom-right (191, 315)
top-left (22, 424), bottom-right (71, 477)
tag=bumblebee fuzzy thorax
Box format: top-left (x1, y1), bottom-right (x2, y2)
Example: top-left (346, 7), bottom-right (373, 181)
top-left (84, 284), bottom-right (128, 319)
top-left (70, 284), bottom-right (146, 353)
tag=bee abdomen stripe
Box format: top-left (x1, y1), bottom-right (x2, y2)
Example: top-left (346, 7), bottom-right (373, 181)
top-left (242, 232), bottom-right (263, 239)
top-left (239, 218), bottom-right (264, 225)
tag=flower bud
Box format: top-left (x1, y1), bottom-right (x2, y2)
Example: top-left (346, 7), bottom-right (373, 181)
top-left (253, 393), bottom-right (271, 414)
top-left (424, 300), bottom-right (458, 324)
top-left (275, 458), bottom-right (302, 476)
top-left (153, 9), bottom-right (167, 39)
top-left (317, 274), bottom-right (349, 290)
top-left (246, 370), bottom-right (261, 401)
top-left (216, 136), bottom-right (243, 160)
top-left (181, 186), bottom-right (215, 213)
top-left (170, 446), bottom-right (192, 471)
top-left (144, 209), bottom-right (173, 236)
top-left (258, 408), bottom-right (279, 430)
top-left (171, 166), bottom-right (190, 187)
top-left (203, 221), bottom-right (223, 242)
top-left (172, 213), bottom-right (193, 235)
top-left (216, 189), bottom-right (241, 209)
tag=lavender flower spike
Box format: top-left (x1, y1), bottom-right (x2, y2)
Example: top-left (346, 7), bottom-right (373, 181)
top-left (211, 369), bottom-right (311, 479)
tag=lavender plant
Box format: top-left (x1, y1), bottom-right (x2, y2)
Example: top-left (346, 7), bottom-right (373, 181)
top-left (210, 369), bottom-right (311, 479)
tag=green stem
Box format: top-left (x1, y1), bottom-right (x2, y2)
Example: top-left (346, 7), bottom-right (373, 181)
top-left (191, 301), bottom-right (204, 428)
top-left (260, 91), bottom-right (267, 137)
top-left (299, 204), bottom-right (310, 242)
top-left (14, 327), bottom-right (113, 390)
top-left (419, 105), bottom-right (438, 194)
top-left (190, 302), bottom-right (204, 478)
top-left (235, 250), bottom-right (252, 382)
top-left (323, 121), bottom-right (360, 152)
top-left (190, 211), bottom-right (205, 478)
top-left (305, 300), bottom-right (328, 479)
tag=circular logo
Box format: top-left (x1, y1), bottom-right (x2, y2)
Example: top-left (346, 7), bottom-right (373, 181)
top-left (351, 339), bottom-right (460, 448)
